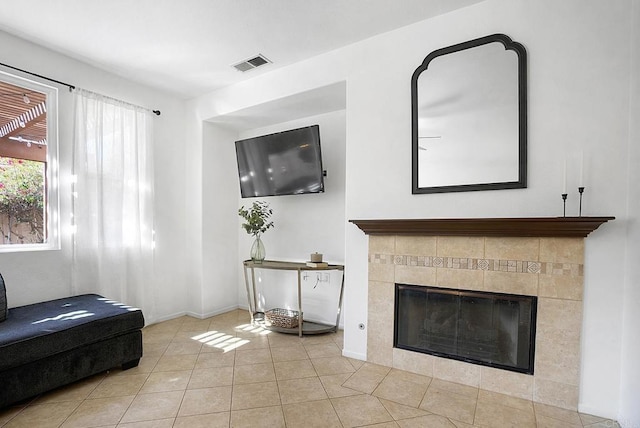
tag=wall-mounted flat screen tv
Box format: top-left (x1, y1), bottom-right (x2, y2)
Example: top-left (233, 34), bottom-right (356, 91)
top-left (235, 125), bottom-right (325, 198)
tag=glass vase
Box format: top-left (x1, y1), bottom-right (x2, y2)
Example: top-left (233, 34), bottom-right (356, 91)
top-left (250, 235), bottom-right (266, 263)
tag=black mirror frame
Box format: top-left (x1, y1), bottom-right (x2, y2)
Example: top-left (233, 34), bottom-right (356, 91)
top-left (411, 33), bottom-right (527, 194)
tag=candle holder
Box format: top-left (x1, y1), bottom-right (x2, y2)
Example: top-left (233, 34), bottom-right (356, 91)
top-left (562, 193), bottom-right (568, 218)
top-left (578, 187), bottom-right (585, 217)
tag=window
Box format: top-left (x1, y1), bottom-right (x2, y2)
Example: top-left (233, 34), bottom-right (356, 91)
top-left (0, 71), bottom-right (59, 251)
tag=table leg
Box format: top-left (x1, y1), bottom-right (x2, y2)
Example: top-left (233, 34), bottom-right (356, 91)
top-left (297, 270), bottom-right (303, 337)
top-left (242, 264), bottom-right (254, 323)
top-left (335, 269), bottom-right (345, 332)
top-left (250, 267), bottom-right (258, 318)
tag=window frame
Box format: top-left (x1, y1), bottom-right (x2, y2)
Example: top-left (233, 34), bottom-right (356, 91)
top-left (0, 70), bottom-right (60, 252)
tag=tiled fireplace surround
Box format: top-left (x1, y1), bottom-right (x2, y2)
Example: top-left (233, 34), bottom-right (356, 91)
top-left (366, 233), bottom-right (586, 411)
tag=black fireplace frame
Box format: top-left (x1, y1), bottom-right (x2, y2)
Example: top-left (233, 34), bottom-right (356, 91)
top-left (394, 284), bottom-right (537, 375)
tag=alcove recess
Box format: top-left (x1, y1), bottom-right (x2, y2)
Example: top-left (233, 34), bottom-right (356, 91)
top-left (349, 216), bottom-right (614, 410)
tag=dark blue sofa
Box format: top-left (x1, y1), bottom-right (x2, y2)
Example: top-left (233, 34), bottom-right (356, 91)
top-left (0, 286), bottom-right (144, 408)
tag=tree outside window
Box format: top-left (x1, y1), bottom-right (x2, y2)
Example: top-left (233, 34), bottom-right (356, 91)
top-left (0, 156), bottom-right (45, 243)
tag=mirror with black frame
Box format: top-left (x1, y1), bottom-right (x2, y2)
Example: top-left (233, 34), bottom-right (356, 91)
top-left (411, 33), bottom-right (527, 194)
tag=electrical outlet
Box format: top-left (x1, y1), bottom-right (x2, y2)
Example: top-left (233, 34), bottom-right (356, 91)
top-left (306, 272), bottom-right (330, 285)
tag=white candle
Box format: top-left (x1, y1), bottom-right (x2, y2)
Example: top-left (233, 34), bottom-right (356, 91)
top-left (563, 159), bottom-right (567, 194)
top-left (579, 151), bottom-right (584, 187)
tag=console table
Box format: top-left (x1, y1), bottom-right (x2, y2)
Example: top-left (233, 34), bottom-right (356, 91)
top-left (242, 260), bottom-right (345, 337)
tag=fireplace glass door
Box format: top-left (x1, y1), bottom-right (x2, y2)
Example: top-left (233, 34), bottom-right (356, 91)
top-left (394, 284), bottom-right (537, 374)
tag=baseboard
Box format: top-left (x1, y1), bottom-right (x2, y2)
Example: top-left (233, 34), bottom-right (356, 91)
top-left (147, 311), bottom-right (189, 325)
top-left (147, 306), bottom-right (345, 335)
top-left (342, 349), bottom-right (366, 361)
top-left (146, 304), bottom-right (247, 326)
top-left (577, 403), bottom-right (618, 422)
top-left (189, 304), bottom-right (246, 320)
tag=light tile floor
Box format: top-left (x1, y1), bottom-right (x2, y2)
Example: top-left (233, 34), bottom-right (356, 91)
top-left (0, 309), bottom-right (621, 428)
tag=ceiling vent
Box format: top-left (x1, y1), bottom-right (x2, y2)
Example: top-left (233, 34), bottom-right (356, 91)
top-left (232, 54), bottom-right (271, 72)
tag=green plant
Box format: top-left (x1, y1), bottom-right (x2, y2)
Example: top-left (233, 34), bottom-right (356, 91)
top-left (0, 157), bottom-right (45, 243)
top-left (238, 201), bottom-right (274, 236)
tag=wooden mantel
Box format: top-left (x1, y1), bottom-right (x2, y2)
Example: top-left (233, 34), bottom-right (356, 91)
top-left (349, 217), bottom-right (614, 238)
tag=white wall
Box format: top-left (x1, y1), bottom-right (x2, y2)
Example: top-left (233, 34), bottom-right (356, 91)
top-left (200, 122), bottom-right (243, 317)
top-left (619, 1), bottom-right (640, 426)
top-left (0, 30), bottom-right (188, 324)
top-left (235, 111), bottom-right (346, 263)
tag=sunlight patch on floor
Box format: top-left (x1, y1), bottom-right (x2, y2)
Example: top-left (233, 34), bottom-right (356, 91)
top-left (191, 329), bottom-right (255, 352)
top-left (236, 323), bottom-right (272, 335)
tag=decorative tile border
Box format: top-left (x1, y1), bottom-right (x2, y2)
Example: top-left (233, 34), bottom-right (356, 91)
top-left (369, 253), bottom-right (582, 277)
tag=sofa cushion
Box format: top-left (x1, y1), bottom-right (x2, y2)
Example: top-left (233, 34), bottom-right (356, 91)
top-left (0, 273), bottom-right (7, 322)
top-left (0, 294), bottom-right (144, 371)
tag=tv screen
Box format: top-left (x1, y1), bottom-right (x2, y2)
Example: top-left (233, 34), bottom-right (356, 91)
top-left (235, 125), bottom-right (325, 198)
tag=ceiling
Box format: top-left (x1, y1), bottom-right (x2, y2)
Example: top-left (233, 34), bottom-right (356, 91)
top-left (0, 0), bottom-right (484, 99)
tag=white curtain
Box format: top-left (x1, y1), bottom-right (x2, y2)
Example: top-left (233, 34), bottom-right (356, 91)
top-left (72, 89), bottom-right (155, 321)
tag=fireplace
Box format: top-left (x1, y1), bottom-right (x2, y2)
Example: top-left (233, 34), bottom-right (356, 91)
top-left (352, 217), bottom-right (614, 411)
top-left (394, 284), bottom-right (537, 374)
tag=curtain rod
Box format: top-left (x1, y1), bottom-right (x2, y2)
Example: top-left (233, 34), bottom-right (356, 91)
top-left (0, 61), bottom-right (161, 116)
top-left (0, 60), bottom-right (76, 90)
top-left (75, 88), bottom-right (161, 116)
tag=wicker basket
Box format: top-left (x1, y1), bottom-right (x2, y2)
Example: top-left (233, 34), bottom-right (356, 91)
top-left (265, 308), bottom-right (300, 329)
